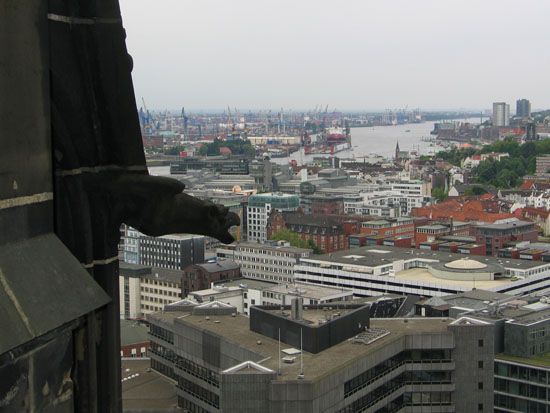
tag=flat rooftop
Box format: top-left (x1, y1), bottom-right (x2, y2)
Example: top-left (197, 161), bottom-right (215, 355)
top-left (496, 353), bottom-right (550, 369)
top-left (151, 312), bottom-right (452, 381)
top-left (262, 306), bottom-right (356, 327)
top-left (221, 278), bottom-right (278, 290)
top-left (236, 242), bottom-right (311, 254)
top-left (263, 282), bottom-right (352, 300)
top-left (477, 220), bottom-right (533, 230)
top-left (303, 245), bottom-right (548, 271)
top-left (121, 359), bottom-right (179, 412)
top-left (395, 268), bottom-right (513, 290)
top-left (468, 301), bottom-right (550, 325)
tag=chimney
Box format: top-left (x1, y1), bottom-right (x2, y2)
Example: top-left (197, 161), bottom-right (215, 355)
top-left (290, 297), bottom-right (303, 320)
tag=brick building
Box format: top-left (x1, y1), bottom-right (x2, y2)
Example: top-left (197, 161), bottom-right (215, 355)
top-left (360, 217), bottom-right (415, 239)
top-left (268, 211), bottom-right (348, 253)
top-left (182, 259), bottom-right (241, 296)
top-left (120, 319), bottom-right (150, 358)
top-left (474, 220), bottom-right (539, 256)
top-left (414, 221), bottom-right (471, 246)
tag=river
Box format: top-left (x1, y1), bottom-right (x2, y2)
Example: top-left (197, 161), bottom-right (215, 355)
top-left (272, 117), bottom-right (487, 165)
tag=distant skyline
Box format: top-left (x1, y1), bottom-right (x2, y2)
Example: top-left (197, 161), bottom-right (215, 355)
top-left (120, 0), bottom-right (550, 111)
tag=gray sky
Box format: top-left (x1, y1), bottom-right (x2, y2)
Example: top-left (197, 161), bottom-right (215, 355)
top-left (120, 0), bottom-right (550, 111)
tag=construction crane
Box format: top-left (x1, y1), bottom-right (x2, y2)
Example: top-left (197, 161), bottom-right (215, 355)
top-left (140, 97), bottom-right (154, 134)
top-left (181, 107), bottom-right (189, 139)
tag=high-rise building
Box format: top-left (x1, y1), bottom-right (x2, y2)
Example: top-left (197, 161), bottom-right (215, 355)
top-left (516, 98), bottom-right (532, 118)
top-left (246, 192), bottom-right (299, 243)
top-left (493, 102), bottom-right (510, 127)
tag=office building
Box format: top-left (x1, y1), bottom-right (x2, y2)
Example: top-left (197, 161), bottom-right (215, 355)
top-left (217, 241), bottom-right (310, 283)
top-left (120, 228), bottom-right (205, 270)
top-left (148, 300), bottom-right (495, 412)
top-left (493, 102), bottom-right (511, 127)
top-left (246, 193), bottom-right (299, 243)
top-left (294, 245), bottom-right (550, 298)
top-left (119, 263), bottom-right (184, 318)
top-left (516, 98), bottom-right (532, 118)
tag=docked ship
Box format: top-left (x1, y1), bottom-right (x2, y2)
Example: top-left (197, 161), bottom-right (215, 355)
top-left (323, 126), bottom-right (351, 154)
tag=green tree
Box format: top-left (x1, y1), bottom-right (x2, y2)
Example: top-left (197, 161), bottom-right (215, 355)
top-left (464, 186), bottom-right (488, 196)
top-left (198, 139), bottom-right (256, 157)
top-left (432, 187), bottom-right (448, 202)
top-left (270, 229), bottom-right (322, 254)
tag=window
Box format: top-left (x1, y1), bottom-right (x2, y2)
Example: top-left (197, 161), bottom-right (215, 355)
top-left (478, 339), bottom-right (484, 347)
top-left (478, 382), bottom-right (483, 390)
top-left (478, 403), bottom-right (483, 411)
top-left (478, 361), bottom-right (484, 369)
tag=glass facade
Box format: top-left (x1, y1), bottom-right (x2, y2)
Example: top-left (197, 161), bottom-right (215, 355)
top-left (494, 359), bottom-right (550, 413)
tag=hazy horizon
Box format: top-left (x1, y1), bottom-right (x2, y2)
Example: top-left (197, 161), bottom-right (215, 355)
top-left (120, 0), bottom-right (550, 111)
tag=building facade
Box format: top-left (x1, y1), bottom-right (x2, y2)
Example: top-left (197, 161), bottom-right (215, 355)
top-left (148, 303), bottom-right (495, 412)
top-left (182, 260), bottom-right (241, 296)
top-left (268, 211), bottom-right (348, 253)
top-left (516, 98), bottom-right (531, 118)
top-left (474, 220), bottom-right (539, 256)
top-left (120, 225), bottom-right (206, 269)
top-left (361, 217), bottom-right (415, 239)
top-left (294, 245), bottom-right (550, 298)
top-left (246, 192), bottom-right (299, 242)
top-left (493, 102), bottom-right (511, 127)
top-left (217, 242), bottom-right (310, 284)
top-left (119, 263), bottom-right (184, 318)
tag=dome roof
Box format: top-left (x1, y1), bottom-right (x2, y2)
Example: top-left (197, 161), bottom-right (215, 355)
top-left (444, 258), bottom-right (487, 270)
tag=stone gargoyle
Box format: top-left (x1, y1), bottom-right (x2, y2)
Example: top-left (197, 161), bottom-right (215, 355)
top-left (99, 173), bottom-right (240, 244)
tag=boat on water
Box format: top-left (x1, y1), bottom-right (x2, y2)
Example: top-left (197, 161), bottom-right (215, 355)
top-left (405, 129), bottom-right (411, 132)
top-left (323, 126), bottom-right (352, 154)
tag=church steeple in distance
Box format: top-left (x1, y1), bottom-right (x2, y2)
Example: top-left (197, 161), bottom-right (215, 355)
top-left (395, 140), bottom-right (400, 160)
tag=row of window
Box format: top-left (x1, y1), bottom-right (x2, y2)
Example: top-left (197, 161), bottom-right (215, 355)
top-left (340, 371), bottom-right (452, 413)
top-left (142, 304), bottom-right (163, 312)
top-left (150, 325), bottom-right (174, 344)
top-left (344, 349), bottom-right (452, 397)
top-left (176, 356), bottom-right (220, 387)
top-left (495, 377), bottom-right (548, 400)
top-left (141, 287), bottom-right (180, 296)
top-left (495, 393), bottom-right (548, 413)
top-left (238, 256), bottom-right (293, 266)
top-left (241, 264), bottom-right (292, 274)
top-left (141, 296), bottom-right (176, 304)
top-left (177, 376), bottom-right (219, 408)
top-left (236, 249), bottom-right (296, 257)
top-left (495, 361), bottom-right (549, 384)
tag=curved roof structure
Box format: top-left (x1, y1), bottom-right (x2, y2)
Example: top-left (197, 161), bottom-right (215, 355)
top-left (445, 258), bottom-right (487, 270)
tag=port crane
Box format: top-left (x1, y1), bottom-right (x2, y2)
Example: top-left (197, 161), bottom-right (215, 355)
top-left (181, 107), bottom-right (189, 139)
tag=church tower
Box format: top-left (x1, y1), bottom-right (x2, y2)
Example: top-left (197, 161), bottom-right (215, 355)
top-left (395, 141), bottom-right (400, 160)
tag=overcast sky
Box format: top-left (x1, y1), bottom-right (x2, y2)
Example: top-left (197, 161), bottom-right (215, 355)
top-left (120, 0), bottom-right (550, 111)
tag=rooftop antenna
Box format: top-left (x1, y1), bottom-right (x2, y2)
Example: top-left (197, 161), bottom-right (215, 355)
top-left (278, 328), bottom-right (281, 375)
